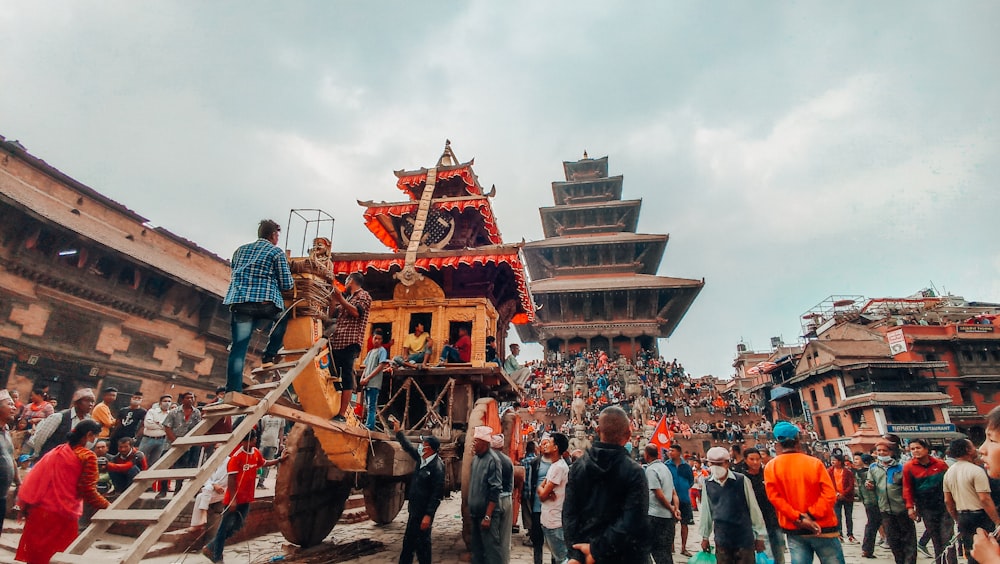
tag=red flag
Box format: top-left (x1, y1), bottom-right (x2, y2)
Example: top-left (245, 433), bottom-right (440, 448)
top-left (648, 415), bottom-right (673, 450)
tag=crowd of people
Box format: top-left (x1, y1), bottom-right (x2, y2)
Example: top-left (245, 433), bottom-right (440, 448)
top-left (0, 382), bottom-right (287, 562)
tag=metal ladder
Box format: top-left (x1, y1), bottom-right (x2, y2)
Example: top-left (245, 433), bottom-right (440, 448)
top-left (53, 338), bottom-right (328, 564)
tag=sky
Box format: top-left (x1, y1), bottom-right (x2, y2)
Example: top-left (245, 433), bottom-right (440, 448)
top-left (2, 2), bottom-right (998, 379)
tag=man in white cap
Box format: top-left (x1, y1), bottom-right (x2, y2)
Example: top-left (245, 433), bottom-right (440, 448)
top-left (469, 425), bottom-right (504, 564)
top-left (0, 389), bottom-right (16, 527)
top-left (699, 446), bottom-right (767, 564)
top-left (491, 434), bottom-right (514, 563)
top-left (28, 387), bottom-right (96, 459)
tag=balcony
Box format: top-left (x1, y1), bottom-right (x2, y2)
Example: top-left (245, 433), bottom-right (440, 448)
top-left (844, 379), bottom-right (939, 397)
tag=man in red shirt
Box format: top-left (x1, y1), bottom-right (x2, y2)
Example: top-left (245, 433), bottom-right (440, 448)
top-left (437, 326), bottom-right (472, 364)
top-left (903, 438), bottom-right (954, 563)
top-left (203, 429), bottom-right (286, 563)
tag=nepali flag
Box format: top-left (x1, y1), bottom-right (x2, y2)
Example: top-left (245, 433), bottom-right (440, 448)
top-left (648, 415), bottom-right (673, 450)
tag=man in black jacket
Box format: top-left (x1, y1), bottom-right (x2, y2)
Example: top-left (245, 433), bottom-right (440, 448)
top-left (393, 419), bottom-right (445, 564)
top-left (565, 406), bottom-right (650, 564)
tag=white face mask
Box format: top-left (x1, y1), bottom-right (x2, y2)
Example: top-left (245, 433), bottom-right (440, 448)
top-left (710, 465), bottom-right (729, 481)
top-left (417, 444), bottom-right (426, 458)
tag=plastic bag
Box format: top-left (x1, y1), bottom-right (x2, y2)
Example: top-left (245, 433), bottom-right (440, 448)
top-left (755, 552), bottom-right (774, 564)
top-left (688, 551), bottom-right (717, 564)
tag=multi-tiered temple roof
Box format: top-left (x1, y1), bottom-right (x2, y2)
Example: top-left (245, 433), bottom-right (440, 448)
top-left (517, 154), bottom-right (703, 355)
top-left (331, 143), bottom-right (535, 351)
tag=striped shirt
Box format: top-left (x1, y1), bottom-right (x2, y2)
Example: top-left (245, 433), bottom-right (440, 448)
top-left (223, 239), bottom-right (294, 309)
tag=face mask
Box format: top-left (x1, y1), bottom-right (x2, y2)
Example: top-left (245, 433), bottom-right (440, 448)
top-left (160, 402), bottom-right (170, 410)
top-left (710, 465), bottom-right (728, 481)
top-left (417, 444), bottom-right (426, 458)
top-left (877, 455), bottom-right (894, 464)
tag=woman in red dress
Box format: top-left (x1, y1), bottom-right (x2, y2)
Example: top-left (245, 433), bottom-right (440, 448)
top-left (16, 419), bottom-right (109, 563)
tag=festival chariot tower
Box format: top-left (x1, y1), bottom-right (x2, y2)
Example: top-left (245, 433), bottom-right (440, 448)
top-left (517, 153), bottom-right (704, 357)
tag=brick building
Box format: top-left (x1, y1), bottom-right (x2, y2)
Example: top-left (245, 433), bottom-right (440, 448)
top-left (761, 292), bottom-right (998, 451)
top-left (0, 136), bottom-right (237, 410)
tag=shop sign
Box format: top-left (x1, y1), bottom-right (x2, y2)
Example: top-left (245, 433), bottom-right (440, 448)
top-left (946, 405), bottom-right (980, 417)
top-left (887, 329), bottom-right (907, 355)
top-left (886, 423), bottom-right (956, 433)
top-left (958, 325), bottom-right (995, 333)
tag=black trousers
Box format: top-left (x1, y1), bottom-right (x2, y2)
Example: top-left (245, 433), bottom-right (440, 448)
top-left (530, 511), bottom-right (545, 564)
top-left (883, 511), bottom-right (917, 564)
top-left (861, 504), bottom-right (882, 555)
top-left (957, 510), bottom-right (993, 564)
top-left (920, 508), bottom-right (957, 564)
top-left (648, 515), bottom-right (676, 564)
top-left (399, 511), bottom-right (432, 564)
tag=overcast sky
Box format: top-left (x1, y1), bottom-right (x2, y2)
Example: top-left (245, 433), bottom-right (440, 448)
top-left (2, 2), bottom-right (997, 379)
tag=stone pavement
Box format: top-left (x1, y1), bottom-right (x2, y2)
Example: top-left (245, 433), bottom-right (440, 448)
top-left (0, 494), bottom-right (945, 563)
top-left (162, 497), bottom-right (931, 563)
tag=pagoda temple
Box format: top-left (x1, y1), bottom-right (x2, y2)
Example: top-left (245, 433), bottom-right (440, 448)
top-left (331, 142), bottom-right (534, 360)
top-left (517, 153), bottom-right (703, 357)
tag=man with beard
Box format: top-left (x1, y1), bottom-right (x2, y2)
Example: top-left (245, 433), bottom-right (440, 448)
top-left (564, 406), bottom-right (650, 564)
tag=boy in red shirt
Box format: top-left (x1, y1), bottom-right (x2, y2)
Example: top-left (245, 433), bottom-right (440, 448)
top-left (203, 429), bottom-right (286, 563)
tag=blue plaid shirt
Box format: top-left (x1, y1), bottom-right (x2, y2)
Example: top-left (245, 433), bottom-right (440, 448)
top-left (223, 239), bottom-right (294, 308)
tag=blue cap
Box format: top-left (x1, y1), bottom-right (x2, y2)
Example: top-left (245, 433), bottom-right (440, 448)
top-left (773, 421), bottom-right (800, 441)
top-left (17, 454), bottom-right (30, 463)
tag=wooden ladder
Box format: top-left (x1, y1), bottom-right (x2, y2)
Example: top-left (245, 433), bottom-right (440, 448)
top-left (53, 338), bottom-right (328, 564)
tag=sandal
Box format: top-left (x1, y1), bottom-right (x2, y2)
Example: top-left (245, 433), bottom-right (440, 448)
top-left (680, 549), bottom-right (693, 557)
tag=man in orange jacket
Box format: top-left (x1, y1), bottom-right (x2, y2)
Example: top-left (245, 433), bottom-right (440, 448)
top-left (763, 421), bottom-right (844, 564)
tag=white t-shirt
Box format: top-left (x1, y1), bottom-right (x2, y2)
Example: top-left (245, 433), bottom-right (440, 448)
top-left (260, 415), bottom-right (284, 449)
top-left (540, 458), bottom-right (569, 529)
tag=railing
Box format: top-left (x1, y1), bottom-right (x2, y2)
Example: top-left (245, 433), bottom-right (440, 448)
top-left (844, 379), bottom-right (938, 397)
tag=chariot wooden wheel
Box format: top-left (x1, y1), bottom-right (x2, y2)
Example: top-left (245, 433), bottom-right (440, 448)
top-left (363, 477), bottom-right (407, 525)
top-left (275, 423), bottom-right (354, 547)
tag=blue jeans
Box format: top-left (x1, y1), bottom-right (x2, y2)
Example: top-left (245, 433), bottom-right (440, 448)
top-left (364, 387), bottom-right (380, 430)
top-left (258, 446), bottom-right (278, 485)
top-left (767, 528), bottom-right (786, 564)
top-left (208, 502), bottom-right (250, 561)
top-left (786, 534), bottom-right (844, 564)
top-left (542, 525), bottom-right (568, 564)
top-left (439, 345), bottom-right (462, 363)
top-left (226, 303), bottom-right (287, 392)
top-left (137, 435), bottom-right (168, 466)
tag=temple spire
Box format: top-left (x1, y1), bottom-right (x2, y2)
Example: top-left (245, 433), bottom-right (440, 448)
top-left (437, 139), bottom-right (460, 167)
top-left (582, 150), bottom-right (588, 159)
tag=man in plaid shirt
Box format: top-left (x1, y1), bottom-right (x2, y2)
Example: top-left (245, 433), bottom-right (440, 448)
top-left (330, 272), bottom-right (372, 423)
top-left (223, 219), bottom-right (294, 392)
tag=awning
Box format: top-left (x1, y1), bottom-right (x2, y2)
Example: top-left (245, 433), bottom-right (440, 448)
top-left (770, 386), bottom-right (796, 401)
top-left (395, 164), bottom-right (481, 199)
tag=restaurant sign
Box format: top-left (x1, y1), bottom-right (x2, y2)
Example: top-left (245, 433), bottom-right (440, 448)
top-left (886, 423), bottom-right (956, 434)
top-left (958, 325), bottom-right (995, 333)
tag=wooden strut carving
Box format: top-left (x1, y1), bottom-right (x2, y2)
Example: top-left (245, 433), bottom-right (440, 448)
top-left (395, 167), bottom-right (437, 287)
